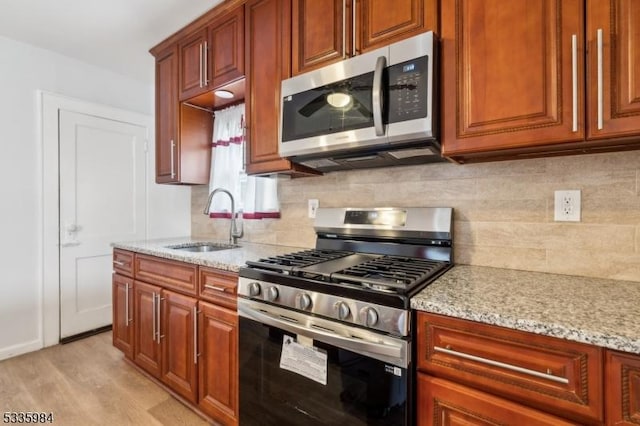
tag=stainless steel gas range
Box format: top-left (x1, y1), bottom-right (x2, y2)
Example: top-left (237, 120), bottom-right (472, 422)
top-left (237, 207), bottom-right (453, 426)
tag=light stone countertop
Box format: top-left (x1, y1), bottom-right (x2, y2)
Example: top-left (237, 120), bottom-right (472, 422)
top-left (411, 265), bottom-right (640, 355)
top-left (112, 237), bottom-right (305, 272)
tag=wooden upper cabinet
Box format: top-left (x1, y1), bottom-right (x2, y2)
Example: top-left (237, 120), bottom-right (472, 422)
top-left (155, 46), bottom-right (211, 185)
top-left (586, 0), bottom-right (640, 140)
top-left (605, 350), bottom-right (640, 426)
top-left (155, 46), bottom-right (179, 183)
top-left (291, 0), bottom-right (348, 75)
top-left (210, 5), bottom-right (245, 88)
top-left (291, 0), bottom-right (437, 76)
top-left (358, 0), bottom-right (438, 53)
top-left (245, 0), bottom-right (319, 176)
top-left (441, 0), bottom-right (585, 161)
top-left (179, 29), bottom-right (209, 100)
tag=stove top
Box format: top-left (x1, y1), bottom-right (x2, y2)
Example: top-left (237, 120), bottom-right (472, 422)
top-left (246, 249), bottom-right (448, 295)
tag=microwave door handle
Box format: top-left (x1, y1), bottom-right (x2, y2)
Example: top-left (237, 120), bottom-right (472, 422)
top-left (372, 56), bottom-right (386, 136)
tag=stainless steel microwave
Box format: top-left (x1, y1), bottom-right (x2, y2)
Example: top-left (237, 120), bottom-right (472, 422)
top-left (279, 31), bottom-right (441, 172)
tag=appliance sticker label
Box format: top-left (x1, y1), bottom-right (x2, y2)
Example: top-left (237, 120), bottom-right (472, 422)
top-left (280, 335), bottom-right (328, 385)
top-left (385, 365), bottom-right (403, 377)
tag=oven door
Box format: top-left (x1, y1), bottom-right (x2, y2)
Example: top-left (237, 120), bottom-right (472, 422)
top-left (238, 299), bottom-right (411, 426)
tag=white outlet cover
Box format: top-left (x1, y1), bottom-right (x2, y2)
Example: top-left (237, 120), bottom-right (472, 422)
top-left (554, 190), bottom-right (581, 222)
top-left (308, 199), bottom-right (319, 218)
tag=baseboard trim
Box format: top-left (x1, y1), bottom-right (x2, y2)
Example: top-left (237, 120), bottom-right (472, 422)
top-left (60, 325), bottom-right (112, 344)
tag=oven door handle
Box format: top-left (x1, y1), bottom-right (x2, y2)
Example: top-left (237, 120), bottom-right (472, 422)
top-left (239, 301), bottom-right (406, 366)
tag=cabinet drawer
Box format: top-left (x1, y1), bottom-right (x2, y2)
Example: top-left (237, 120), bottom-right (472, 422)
top-left (135, 254), bottom-right (198, 295)
top-left (113, 249), bottom-right (134, 277)
top-left (418, 374), bottom-right (578, 426)
top-left (417, 312), bottom-right (603, 424)
top-left (605, 350), bottom-right (640, 426)
top-left (199, 267), bottom-right (237, 310)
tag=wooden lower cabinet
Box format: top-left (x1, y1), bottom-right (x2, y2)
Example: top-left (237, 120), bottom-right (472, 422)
top-left (418, 374), bottom-right (577, 426)
top-left (114, 250), bottom-right (238, 424)
top-left (416, 312), bottom-right (604, 425)
top-left (133, 280), bottom-right (162, 378)
top-left (133, 281), bottom-right (199, 403)
top-left (112, 273), bottom-right (134, 359)
top-left (606, 350), bottom-right (640, 426)
top-left (198, 301), bottom-right (238, 426)
top-left (161, 290), bottom-right (198, 403)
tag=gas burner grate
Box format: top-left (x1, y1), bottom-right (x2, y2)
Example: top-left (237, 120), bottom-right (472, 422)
top-left (331, 256), bottom-right (447, 292)
top-left (245, 249), bottom-right (354, 272)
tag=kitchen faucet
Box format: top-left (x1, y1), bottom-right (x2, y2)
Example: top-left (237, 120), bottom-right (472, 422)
top-left (203, 188), bottom-right (243, 245)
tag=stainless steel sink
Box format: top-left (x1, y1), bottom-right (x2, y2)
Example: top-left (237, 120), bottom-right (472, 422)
top-left (165, 242), bottom-right (239, 253)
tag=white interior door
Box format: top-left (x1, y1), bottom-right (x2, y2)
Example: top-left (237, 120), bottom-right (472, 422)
top-left (59, 110), bottom-right (147, 338)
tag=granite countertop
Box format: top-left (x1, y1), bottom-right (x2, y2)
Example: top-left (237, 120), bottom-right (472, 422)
top-left (411, 265), bottom-right (640, 355)
top-left (112, 237), bottom-right (304, 272)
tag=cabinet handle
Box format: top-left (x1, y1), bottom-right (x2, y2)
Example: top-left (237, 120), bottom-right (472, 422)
top-left (152, 292), bottom-right (157, 342)
top-left (204, 284), bottom-right (227, 292)
top-left (193, 306), bottom-right (199, 364)
top-left (170, 140), bottom-right (176, 179)
top-left (157, 295), bottom-right (164, 342)
top-left (342, 0), bottom-right (347, 58)
top-left (125, 283), bottom-right (130, 327)
top-left (352, 0), bottom-right (357, 56)
top-left (372, 55), bottom-right (386, 136)
top-left (203, 41), bottom-right (209, 86)
top-left (113, 260), bottom-right (127, 267)
top-left (596, 28), bottom-right (604, 130)
top-left (199, 42), bottom-right (204, 88)
top-left (571, 34), bottom-right (578, 132)
top-left (434, 345), bottom-right (569, 384)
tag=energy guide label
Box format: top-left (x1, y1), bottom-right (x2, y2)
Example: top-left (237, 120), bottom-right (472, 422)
top-left (279, 335), bottom-right (328, 385)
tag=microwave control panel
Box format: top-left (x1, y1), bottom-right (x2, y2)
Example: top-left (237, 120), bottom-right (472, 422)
top-left (386, 55), bottom-right (429, 124)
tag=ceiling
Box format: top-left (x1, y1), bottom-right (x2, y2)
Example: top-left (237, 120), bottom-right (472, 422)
top-left (0, 0), bottom-right (224, 83)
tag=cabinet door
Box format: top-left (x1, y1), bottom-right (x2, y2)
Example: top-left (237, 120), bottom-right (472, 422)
top-left (587, 0), bottom-right (640, 140)
top-left (161, 290), bottom-right (198, 403)
top-left (210, 5), bottom-right (245, 88)
top-left (441, 0), bottom-right (585, 161)
top-left (112, 273), bottom-right (133, 358)
top-left (245, 0), bottom-right (318, 176)
top-left (198, 301), bottom-right (238, 426)
top-left (358, 0), bottom-right (438, 54)
top-left (291, 0), bottom-right (348, 75)
top-left (155, 46), bottom-right (179, 183)
top-left (179, 29), bottom-right (208, 100)
top-left (605, 350), bottom-right (640, 426)
top-left (133, 280), bottom-right (162, 378)
top-left (418, 375), bottom-right (577, 426)
top-left (417, 312), bottom-right (603, 424)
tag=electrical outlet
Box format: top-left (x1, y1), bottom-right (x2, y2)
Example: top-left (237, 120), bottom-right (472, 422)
top-left (308, 199), bottom-right (319, 218)
top-left (554, 190), bottom-right (581, 222)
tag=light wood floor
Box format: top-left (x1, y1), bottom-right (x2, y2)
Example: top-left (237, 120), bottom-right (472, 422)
top-left (0, 331), bottom-right (210, 425)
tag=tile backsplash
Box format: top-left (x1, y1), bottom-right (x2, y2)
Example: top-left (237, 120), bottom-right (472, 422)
top-left (192, 150), bottom-right (640, 282)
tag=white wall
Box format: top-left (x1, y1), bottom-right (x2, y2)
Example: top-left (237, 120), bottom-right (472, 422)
top-left (0, 35), bottom-right (191, 359)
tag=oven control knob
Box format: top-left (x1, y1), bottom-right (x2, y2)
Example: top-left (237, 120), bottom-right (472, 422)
top-left (248, 282), bottom-right (262, 297)
top-left (360, 307), bottom-right (379, 327)
top-left (298, 293), bottom-right (312, 310)
top-left (334, 301), bottom-right (351, 320)
top-left (266, 286), bottom-right (279, 302)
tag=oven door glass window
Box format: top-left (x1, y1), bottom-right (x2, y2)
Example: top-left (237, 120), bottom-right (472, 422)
top-left (239, 317), bottom-right (408, 426)
top-left (281, 72), bottom-right (375, 143)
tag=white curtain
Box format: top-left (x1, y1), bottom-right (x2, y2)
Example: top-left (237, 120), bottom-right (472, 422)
top-left (207, 103), bottom-right (280, 219)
